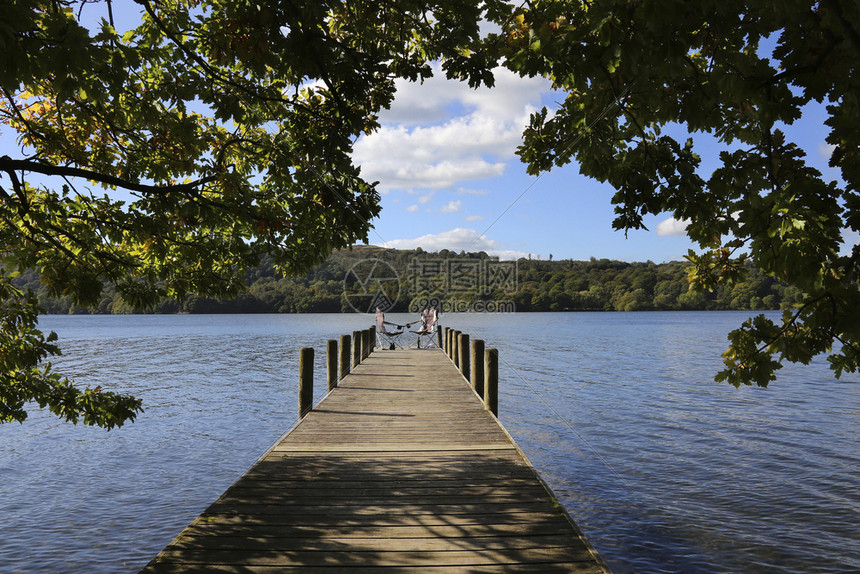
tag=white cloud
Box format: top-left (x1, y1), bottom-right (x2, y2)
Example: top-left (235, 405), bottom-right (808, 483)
top-left (406, 204), bottom-right (419, 213)
top-left (353, 64), bottom-right (550, 192)
top-left (819, 142), bottom-right (836, 163)
top-left (656, 217), bottom-right (690, 237)
top-left (465, 215), bottom-right (484, 222)
top-left (417, 193), bottom-right (434, 204)
top-left (440, 200), bottom-right (462, 213)
top-left (841, 228), bottom-right (860, 255)
top-left (379, 63), bottom-right (546, 125)
top-left (381, 228), bottom-right (527, 260)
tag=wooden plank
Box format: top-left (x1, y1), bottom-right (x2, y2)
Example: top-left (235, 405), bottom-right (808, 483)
top-left (220, 484), bottom-right (550, 498)
top-left (184, 510), bottom-right (573, 529)
top-left (164, 534), bottom-right (586, 552)
top-left (139, 349), bottom-right (608, 573)
top-left (149, 546), bottom-right (598, 567)
top-left (168, 520), bottom-right (573, 539)
top-left (272, 444), bottom-right (516, 452)
top-left (144, 562), bottom-right (600, 574)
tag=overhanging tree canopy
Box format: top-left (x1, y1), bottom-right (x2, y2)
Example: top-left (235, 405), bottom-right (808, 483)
top-left (0, 0), bottom-right (495, 428)
top-left (1, 0), bottom-right (858, 429)
top-left (491, 0), bottom-right (859, 386)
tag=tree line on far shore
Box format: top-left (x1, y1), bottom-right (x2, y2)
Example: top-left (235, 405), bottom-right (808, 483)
top-left (14, 246), bottom-right (800, 315)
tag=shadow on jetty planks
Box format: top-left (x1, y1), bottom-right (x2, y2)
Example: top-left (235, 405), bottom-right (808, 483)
top-left (140, 349), bottom-right (609, 573)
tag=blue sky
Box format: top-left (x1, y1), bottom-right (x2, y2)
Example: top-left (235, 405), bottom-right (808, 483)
top-left (353, 63), bottom-right (847, 262)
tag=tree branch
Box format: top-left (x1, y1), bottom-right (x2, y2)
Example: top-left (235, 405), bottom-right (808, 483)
top-left (0, 156), bottom-right (217, 195)
top-left (0, 86), bottom-right (47, 146)
top-left (2, 164), bottom-right (30, 214)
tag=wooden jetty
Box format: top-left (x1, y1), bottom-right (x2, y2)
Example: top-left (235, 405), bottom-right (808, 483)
top-left (140, 341), bottom-right (609, 573)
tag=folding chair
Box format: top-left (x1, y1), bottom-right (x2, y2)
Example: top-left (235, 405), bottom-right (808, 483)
top-left (375, 308), bottom-right (406, 349)
top-left (411, 307), bottom-right (439, 349)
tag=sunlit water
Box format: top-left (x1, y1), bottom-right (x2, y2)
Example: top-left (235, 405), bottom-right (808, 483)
top-left (1, 312), bottom-right (858, 573)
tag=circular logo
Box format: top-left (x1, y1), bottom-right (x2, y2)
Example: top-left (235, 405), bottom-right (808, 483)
top-left (343, 258), bottom-right (401, 314)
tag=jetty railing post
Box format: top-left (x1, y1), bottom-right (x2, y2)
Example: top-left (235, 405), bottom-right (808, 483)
top-left (363, 326), bottom-right (370, 358)
top-left (444, 327), bottom-right (450, 355)
top-left (299, 347), bottom-right (314, 419)
top-left (352, 330), bottom-right (361, 367)
top-left (436, 326), bottom-right (443, 349)
top-left (367, 326), bottom-right (375, 356)
top-left (471, 339), bottom-right (485, 398)
top-left (363, 327), bottom-right (369, 356)
top-left (452, 330), bottom-right (460, 367)
top-left (339, 334), bottom-right (351, 380)
top-left (326, 339), bottom-right (338, 392)
top-left (484, 348), bottom-right (498, 417)
top-left (459, 332), bottom-right (470, 381)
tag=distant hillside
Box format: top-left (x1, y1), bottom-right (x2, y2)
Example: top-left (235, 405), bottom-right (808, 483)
top-left (13, 246), bottom-right (800, 314)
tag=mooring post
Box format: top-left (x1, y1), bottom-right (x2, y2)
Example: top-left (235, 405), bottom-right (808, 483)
top-left (459, 332), bottom-right (470, 381)
top-left (339, 334), bottom-right (351, 380)
top-left (484, 347), bottom-right (498, 417)
top-left (352, 330), bottom-right (361, 367)
top-left (444, 327), bottom-right (450, 355)
top-left (452, 330), bottom-right (460, 367)
top-left (363, 328), bottom-right (369, 356)
top-left (367, 326), bottom-right (375, 356)
top-left (326, 339), bottom-right (338, 392)
top-left (436, 326), bottom-right (443, 349)
top-left (299, 347), bottom-right (314, 419)
top-left (362, 327), bottom-right (370, 358)
top-left (471, 339), bottom-right (485, 398)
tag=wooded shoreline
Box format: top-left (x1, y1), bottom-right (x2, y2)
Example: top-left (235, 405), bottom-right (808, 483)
top-left (16, 246), bottom-right (798, 315)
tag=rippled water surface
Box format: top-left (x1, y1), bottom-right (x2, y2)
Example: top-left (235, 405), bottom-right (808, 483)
top-left (2, 312), bottom-right (858, 573)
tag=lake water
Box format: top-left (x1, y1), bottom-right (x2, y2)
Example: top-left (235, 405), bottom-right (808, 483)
top-left (1, 312), bottom-right (858, 573)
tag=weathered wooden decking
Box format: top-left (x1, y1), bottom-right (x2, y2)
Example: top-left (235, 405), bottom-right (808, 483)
top-left (140, 348), bottom-right (608, 573)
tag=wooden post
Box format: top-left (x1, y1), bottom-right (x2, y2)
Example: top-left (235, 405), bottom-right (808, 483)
top-left (437, 326), bottom-right (443, 349)
top-left (352, 330), bottom-right (361, 367)
top-left (368, 326), bottom-right (375, 356)
top-left (471, 339), bottom-right (485, 398)
top-left (458, 332), bottom-right (470, 381)
top-left (339, 334), bottom-right (351, 380)
top-left (445, 327), bottom-right (450, 355)
top-left (484, 348), bottom-right (498, 417)
top-left (299, 347), bottom-right (314, 419)
top-left (326, 339), bottom-right (338, 392)
top-left (452, 330), bottom-right (460, 367)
